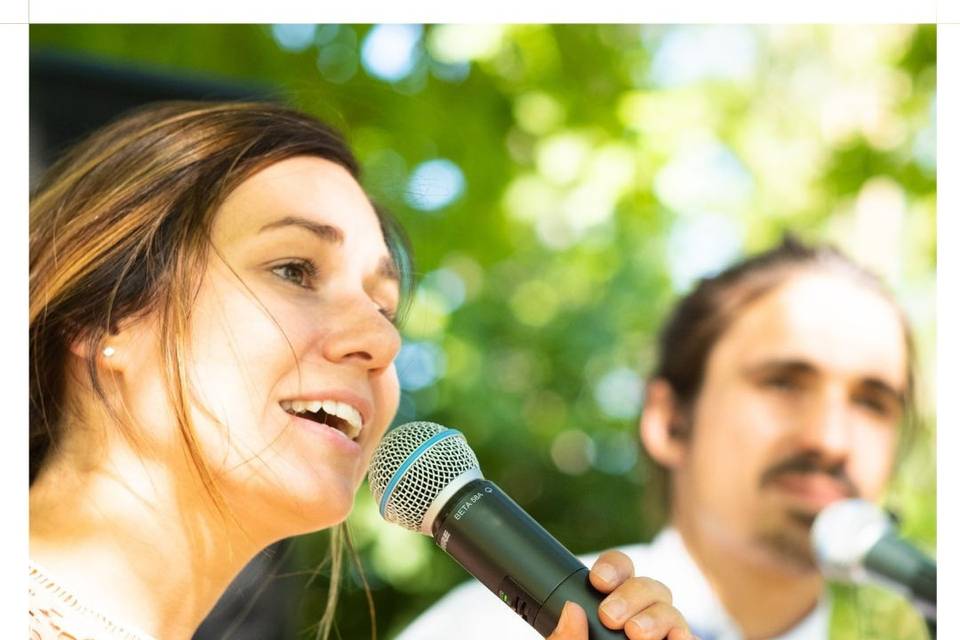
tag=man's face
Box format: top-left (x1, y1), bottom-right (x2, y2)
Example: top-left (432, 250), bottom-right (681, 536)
top-left (672, 270), bottom-right (907, 573)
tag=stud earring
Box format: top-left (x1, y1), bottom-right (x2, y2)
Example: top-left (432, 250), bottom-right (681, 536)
top-left (102, 346), bottom-right (116, 358)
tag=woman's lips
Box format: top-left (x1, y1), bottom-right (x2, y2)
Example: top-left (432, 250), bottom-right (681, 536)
top-left (288, 411), bottom-right (363, 455)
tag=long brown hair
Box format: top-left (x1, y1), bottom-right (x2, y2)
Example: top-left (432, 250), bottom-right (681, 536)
top-left (30, 101), bottom-right (412, 638)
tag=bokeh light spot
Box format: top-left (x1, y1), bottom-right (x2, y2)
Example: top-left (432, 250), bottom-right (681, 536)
top-left (361, 24), bottom-right (422, 82)
top-left (514, 92), bottom-right (565, 135)
top-left (594, 367), bottom-right (643, 420)
top-left (271, 24), bottom-right (317, 52)
top-left (316, 42), bottom-right (358, 84)
top-left (431, 60), bottom-right (471, 83)
top-left (593, 431), bottom-right (639, 475)
top-left (509, 280), bottom-right (559, 327)
top-left (403, 288), bottom-right (451, 338)
top-left (315, 24), bottom-right (340, 46)
top-left (396, 341), bottom-right (446, 391)
top-left (406, 159), bottom-right (466, 211)
top-left (649, 25), bottom-right (758, 88)
top-left (536, 132), bottom-right (590, 186)
top-left (427, 24), bottom-right (506, 64)
top-left (551, 430), bottom-right (596, 475)
top-left (667, 213), bottom-right (743, 292)
top-left (654, 139), bottom-right (754, 214)
top-left (422, 268), bottom-right (467, 312)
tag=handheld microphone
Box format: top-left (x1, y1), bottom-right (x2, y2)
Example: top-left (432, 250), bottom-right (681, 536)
top-left (812, 498), bottom-right (936, 622)
top-left (368, 421), bottom-right (626, 639)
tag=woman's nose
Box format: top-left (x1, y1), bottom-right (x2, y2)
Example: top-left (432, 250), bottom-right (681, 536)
top-left (321, 297), bottom-right (401, 372)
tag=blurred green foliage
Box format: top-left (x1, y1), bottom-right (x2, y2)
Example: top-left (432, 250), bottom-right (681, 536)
top-left (31, 24), bottom-right (936, 640)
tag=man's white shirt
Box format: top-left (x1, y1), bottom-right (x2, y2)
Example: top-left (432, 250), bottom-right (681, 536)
top-left (396, 527), bottom-right (829, 640)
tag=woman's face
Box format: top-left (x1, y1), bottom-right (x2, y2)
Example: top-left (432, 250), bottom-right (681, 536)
top-left (116, 156), bottom-right (402, 537)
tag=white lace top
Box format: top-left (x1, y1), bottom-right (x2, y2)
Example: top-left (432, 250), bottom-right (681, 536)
top-left (28, 561), bottom-right (158, 640)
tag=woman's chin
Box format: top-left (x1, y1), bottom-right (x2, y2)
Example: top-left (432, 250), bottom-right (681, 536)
top-left (223, 467), bottom-right (363, 539)
top-left (280, 483), bottom-right (358, 536)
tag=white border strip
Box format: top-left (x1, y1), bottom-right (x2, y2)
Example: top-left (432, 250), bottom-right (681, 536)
top-left (936, 22), bottom-right (957, 640)
top-left (2, 22), bottom-right (29, 640)
top-left (26, 0), bottom-right (939, 25)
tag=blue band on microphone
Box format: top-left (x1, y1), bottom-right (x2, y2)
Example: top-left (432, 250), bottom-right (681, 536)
top-left (379, 429), bottom-right (463, 517)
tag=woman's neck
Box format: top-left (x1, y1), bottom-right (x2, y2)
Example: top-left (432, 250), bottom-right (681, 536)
top-left (29, 442), bottom-right (263, 640)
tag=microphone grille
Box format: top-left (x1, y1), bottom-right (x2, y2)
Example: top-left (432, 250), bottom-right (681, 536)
top-left (812, 498), bottom-right (892, 582)
top-left (368, 421), bottom-right (480, 533)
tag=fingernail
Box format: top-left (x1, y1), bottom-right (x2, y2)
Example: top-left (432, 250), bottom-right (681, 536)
top-left (599, 595), bottom-right (626, 621)
top-left (556, 601), bottom-right (579, 633)
top-left (626, 614), bottom-right (655, 634)
top-left (593, 562), bottom-right (618, 586)
top-left (555, 602), bottom-right (570, 632)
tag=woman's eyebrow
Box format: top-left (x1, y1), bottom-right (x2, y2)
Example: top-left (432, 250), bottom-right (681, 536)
top-left (258, 215), bottom-right (343, 245)
top-left (260, 214), bottom-right (399, 283)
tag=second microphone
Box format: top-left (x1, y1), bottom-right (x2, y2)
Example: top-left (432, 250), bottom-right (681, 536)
top-left (368, 421), bottom-right (627, 639)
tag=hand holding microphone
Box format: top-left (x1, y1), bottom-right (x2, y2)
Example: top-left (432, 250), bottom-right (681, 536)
top-left (369, 421), bottom-right (695, 640)
top-left (549, 551), bottom-right (691, 640)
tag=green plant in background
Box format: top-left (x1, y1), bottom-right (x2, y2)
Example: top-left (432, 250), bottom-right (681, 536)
top-left (31, 24), bottom-right (936, 639)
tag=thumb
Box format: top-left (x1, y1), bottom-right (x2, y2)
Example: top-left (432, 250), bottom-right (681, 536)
top-left (547, 601), bottom-right (588, 640)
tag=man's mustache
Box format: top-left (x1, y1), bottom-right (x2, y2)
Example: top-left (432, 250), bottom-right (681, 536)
top-left (759, 451), bottom-right (860, 498)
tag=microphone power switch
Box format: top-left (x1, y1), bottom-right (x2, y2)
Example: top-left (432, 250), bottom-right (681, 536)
top-left (497, 575), bottom-right (542, 624)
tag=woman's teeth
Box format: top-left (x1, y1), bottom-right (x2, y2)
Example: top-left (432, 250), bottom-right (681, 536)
top-left (280, 399), bottom-right (363, 440)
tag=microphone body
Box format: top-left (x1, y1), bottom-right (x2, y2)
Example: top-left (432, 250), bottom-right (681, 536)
top-left (859, 532), bottom-right (936, 619)
top-left (369, 422), bottom-right (625, 639)
top-left (812, 499), bottom-right (936, 623)
top-left (433, 477), bottom-right (620, 638)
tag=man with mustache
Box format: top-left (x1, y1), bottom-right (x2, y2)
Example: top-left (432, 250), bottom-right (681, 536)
top-left (401, 237), bottom-right (920, 639)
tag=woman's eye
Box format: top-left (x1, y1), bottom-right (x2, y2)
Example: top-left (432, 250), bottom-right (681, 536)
top-left (379, 306), bottom-right (398, 324)
top-left (271, 260), bottom-right (316, 289)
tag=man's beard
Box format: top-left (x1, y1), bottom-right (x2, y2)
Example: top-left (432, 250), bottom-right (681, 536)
top-left (754, 450), bottom-right (860, 573)
top-left (754, 509), bottom-right (819, 572)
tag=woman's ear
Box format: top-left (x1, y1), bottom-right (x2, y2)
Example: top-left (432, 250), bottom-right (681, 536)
top-left (639, 378), bottom-right (689, 469)
top-left (67, 320), bottom-right (139, 375)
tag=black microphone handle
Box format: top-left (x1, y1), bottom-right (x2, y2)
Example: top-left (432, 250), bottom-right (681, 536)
top-left (432, 478), bottom-right (626, 639)
top-left (864, 533), bottom-right (936, 620)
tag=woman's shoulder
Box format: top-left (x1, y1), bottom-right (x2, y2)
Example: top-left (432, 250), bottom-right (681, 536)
top-left (28, 562), bottom-right (156, 640)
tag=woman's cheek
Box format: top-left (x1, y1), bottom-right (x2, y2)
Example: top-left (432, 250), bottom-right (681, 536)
top-left (379, 364), bottom-right (401, 423)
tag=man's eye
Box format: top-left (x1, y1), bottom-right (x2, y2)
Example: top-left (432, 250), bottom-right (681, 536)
top-left (763, 376), bottom-right (800, 391)
top-left (272, 260), bottom-right (316, 288)
top-left (854, 394), bottom-right (893, 418)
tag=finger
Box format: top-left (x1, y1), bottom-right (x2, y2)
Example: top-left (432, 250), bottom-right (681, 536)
top-left (589, 549), bottom-right (635, 592)
top-left (667, 628), bottom-right (698, 640)
top-left (546, 601), bottom-right (588, 640)
top-left (598, 577), bottom-right (673, 629)
top-left (624, 602), bottom-right (690, 640)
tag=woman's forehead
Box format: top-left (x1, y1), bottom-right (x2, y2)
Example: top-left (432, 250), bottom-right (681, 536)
top-left (212, 156), bottom-right (383, 249)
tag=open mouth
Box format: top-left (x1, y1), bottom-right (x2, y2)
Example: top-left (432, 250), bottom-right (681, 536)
top-left (280, 399), bottom-right (363, 441)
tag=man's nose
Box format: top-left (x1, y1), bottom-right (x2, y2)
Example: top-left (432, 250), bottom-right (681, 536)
top-left (799, 389), bottom-right (853, 462)
top-left (321, 297), bottom-right (401, 372)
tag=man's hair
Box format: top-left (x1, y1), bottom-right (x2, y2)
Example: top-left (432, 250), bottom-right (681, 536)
top-left (642, 235), bottom-right (919, 521)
